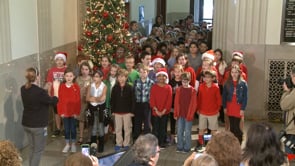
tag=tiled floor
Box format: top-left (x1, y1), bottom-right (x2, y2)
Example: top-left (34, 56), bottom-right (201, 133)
top-left (21, 119), bottom-right (284, 166)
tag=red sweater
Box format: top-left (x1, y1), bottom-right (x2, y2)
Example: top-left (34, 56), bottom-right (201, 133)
top-left (150, 84), bottom-right (172, 117)
top-left (57, 83), bottom-right (81, 117)
top-left (184, 67), bottom-right (196, 87)
top-left (174, 86), bottom-right (197, 121)
top-left (197, 83), bottom-right (222, 115)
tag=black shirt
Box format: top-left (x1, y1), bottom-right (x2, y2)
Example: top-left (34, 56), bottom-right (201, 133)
top-left (110, 83), bottom-right (134, 114)
top-left (21, 84), bottom-right (58, 128)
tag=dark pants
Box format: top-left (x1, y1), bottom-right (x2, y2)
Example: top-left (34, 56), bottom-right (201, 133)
top-left (218, 85), bottom-right (225, 123)
top-left (63, 117), bottom-right (77, 142)
top-left (134, 102), bottom-right (151, 140)
top-left (152, 114), bottom-right (168, 146)
top-left (229, 116), bottom-right (243, 144)
top-left (170, 112), bottom-right (176, 135)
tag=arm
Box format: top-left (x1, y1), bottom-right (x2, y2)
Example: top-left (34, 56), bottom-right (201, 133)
top-left (241, 82), bottom-right (248, 111)
top-left (222, 84), bottom-right (227, 108)
top-left (164, 85), bottom-right (173, 114)
top-left (174, 88), bottom-right (180, 119)
top-left (280, 88), bottom-right (295, 111)
top-left (95, 86), bottom-right (107, 103)
top-left (216, 87), bottom-right (222, 108)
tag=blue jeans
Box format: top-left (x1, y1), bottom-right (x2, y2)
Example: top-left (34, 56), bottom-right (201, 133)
top-left (177, 117), bottom-right (192, 151)
top-left (92, 111), bottom-right (104, 137)
top-left (63, 117), bottom-right (77, 142)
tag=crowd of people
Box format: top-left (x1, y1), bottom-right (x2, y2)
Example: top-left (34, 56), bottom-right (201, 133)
top-left (10, 14), bottom-right (295, 166)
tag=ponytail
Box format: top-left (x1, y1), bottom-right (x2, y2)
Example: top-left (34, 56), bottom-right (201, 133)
top-left (25, 67), bottom-right (38, 89)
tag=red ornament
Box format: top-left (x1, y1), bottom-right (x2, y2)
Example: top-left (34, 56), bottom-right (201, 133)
top-left (93, 66), bottom-right (98, 71)
top-left (107, 35), bottom-right (113, 42)
top-left (86, 31), bottom-right (92, 37)
top-left (103, 11), bottom-right (109, 18)
top-left (123, 22), bottom-right (129, 29)
top-left (77, 45), bottom-right (83, 51)
top-left (95, 39), bottom-right (99, 43)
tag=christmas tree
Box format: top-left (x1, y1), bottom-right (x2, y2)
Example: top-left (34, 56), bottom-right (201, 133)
top-left (79, 0), bottom-right (132, 68)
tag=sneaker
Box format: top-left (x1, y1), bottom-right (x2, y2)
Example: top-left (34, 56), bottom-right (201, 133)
top-left (71, 144), bottom-right (76, 153)
top-left (122, 146), bottom-right (129, 151)
top-left (194, 144), bottom-right (205, 153)
top-left (114, 146), bottom-right (122, 151)
top-left (51, 130), bottom-right (60, 138)
top-left (62, 144), bottom-right (70, 153)
top-left (182, 149), bottom-right (190, 153)
top-left (176, 148), bottom-right (183, 153)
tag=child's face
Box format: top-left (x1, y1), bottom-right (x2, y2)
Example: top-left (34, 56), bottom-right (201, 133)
top-left (231, 68), bottom-right (240, 80)
top-left (199, 43), bottom-right (208, 53)
top-left (214, 52), bottom-right (222, 62)
top-left (231, 60), bottom-right (240, 67)
top-left (172, 48), bottom-right (179, 56)
top-left (117, 75), bottom-right (127, 85)
top-left (81, 65), bottom-right (90, 76)
top-left (101, 57), bottom-right (110, 68)
top-left (204, 74), bottom-right (214, 85)
top-left (141, 55), bottom-right (151, 67)
top-left (145, 48), bottom-right (152, 54)
top-left (110, 67), bottom-right (118, 77)
top-left (202, 61), bottom-right (210, 71)
top-left (174, 68), bottom-right (182, 79)
top-left (125, 58), bottom-right (135, 70)
top-left (64, 72), bottom-right (75, 84)
top-left (154, 63), bottom-right (163, 72)
top-left (178, 44), bottom-right (185, 52)
top-left (55, 58), bottom-right (65, 68)
top-left (177, 56), bottom-right (187, 66)
top-left (189, 44), bottom-right (198, 54)
top-left (157, 74), bottom-right (167, 84)
top-left (139, 69), bottom-right (148, 80)
top-left (131, 23), bottom-right (138, 31)
top-left (93, 73), bottom-right (102, 83)
top-left (182, 79), bottom-right (190, 88)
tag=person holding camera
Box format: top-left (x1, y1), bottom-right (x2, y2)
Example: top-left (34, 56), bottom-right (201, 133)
top-left (280, 66), bottom-right (295, 154)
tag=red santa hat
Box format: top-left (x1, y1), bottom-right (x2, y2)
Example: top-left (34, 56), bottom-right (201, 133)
top-left (232, 51), bottom-right (244, 60)
top-left (151, 57), bottom-right (166, 67)
top-left (54, 52), bottom-right (67, 62)
top-left (202, 50), bottom-right (215, 61)
top-left (156, 68), bottom-right (169, 83)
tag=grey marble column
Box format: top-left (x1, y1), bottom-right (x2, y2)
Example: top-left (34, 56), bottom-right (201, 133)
top-left (0, 0), bottom-right (12, 63)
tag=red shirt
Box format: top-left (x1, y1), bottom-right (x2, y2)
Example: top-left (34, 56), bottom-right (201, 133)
top-left (226, 81), bottom-right (242, 118)
top-left (101, 66), bottom-right (110, 80)
top-left (197, 83), bottom-right (222, 115)
top-left (46, 66), bottom-right (66, 96)
top-left (57, 83), bottom-right (81, 117)
top-left (150, 84), bottom-right (172, 117)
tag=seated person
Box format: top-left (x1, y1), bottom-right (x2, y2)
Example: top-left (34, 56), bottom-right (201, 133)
top-left (129, 134), bottom-right (160, 166)
top-left (0, 140), bottom-right (22, 166)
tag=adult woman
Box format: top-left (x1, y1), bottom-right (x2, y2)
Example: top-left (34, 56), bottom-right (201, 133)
top-left (21, 67), bottom-right (59, 166)
top-left (242, 122), bottom-right (287, 166)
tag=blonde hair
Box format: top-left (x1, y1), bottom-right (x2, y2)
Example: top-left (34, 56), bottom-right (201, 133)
top-left (173, 64), bottom-right (184, 72)
top-left (192, 154), bottom-right (218, 166)
top-left (64, 152), bottom-right (92, 166)
top-left (25, 67), bottom-right (38, 89)
top-left (117, 68), bottom-right (129, 77)
top-left (0, 140), bottom-right (21, 166)
top-left (138, 63), bottom-right (149, 72)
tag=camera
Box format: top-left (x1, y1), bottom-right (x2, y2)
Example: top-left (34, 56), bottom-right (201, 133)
top-left (203, 134), bottom-right (212, 145)
top-left (279, 131), bottom-right (295, 153)
top-left (278, 77), bottom-right (294, 89)
top-left (81, 144), bottom-right (90, 156)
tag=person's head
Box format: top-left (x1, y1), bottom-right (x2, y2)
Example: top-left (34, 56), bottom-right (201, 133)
top-left (125, 55), bottom-right (135, 70)
top-left (191, 153), bottom-right (218, 166)
top-left (155, 15), bottom-right (163, 25)
top-left (198, 41), bottom-right (208, 54)
top-left (203, 70), bottom-right (216, 85)
top-left (231, 51), bottom-right (244, 66)
top-left (156, 68), bottom-right (168, 84)
top-left (157, 42), bottom-right (168, 55)
top-left (54, 52), bottom-right (67, 68)
top-left (177, 41), bottom-right (186, 53)
top-left (140, 51), bottom-right (152, 67)
top-left (189, 41), bottom-right (199, 54)
top-left (109, 64), bottom-right (120, 78)
top-left (229, 64), bottom-right (242, 81)
top-left (80, 62), bottom-right (91, 77)
top-left (101, 56), bottom-right (111, 68)
top-left (130, 21), bottom-right (138, 31)
top-left (116, 46), bottom-right (125, 58)
top-left (173, 64), bottom-right (184, 80)
top-left (117, 68), bottom-right (128, 86)
top-left (138, 64), bottom-right (149, 81)
top-left (206, 131), bottom-right (242, 166)
top-left (202, 60), bottom-right (213, 71)
top-left (171, 47), bottom-right (180, 57)
top-left (242, 122), bottom-right (286, 166)
top-left (151, 58), bottom-right (166, 72)
top-left (214, 48), bottom-right (223, 62)
top-left (132, 134), bottom-right (160, 166)
top-left (64, 68), bottom-right (75, 84)
top-left (142, 44), bottom-right (154, 55)
top-left (181, 72), bottom-right (191, 88)
top-left (0, 140), bottom-right (21, 166)
top-left (76, 54), bottom-right (88, 66)
top-left (176, 53), bottom-right (188, 68)
top-left (25, 67), bottom-right (39, 89)
top-left (64, 152), bottom-right (92, 166)
top-left (92, 69), bottom-right (103, 84)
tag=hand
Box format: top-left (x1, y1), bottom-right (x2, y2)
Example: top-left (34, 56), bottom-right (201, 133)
top-left (224, 109), bottom-right (227, 114)
top-left (89, 155), bottom-right (99, 166)
top-left (240, 110), bottom-right (244, 117)
top-left (283, 83), bottom-right (290, 92)
top-left (174, 116), bottom-right (177, 120)
top-left (61, 114), bottom-right (65, 118)
top-left (52, 80), bottom-right (60, 90)
top-left (183, 152), bottom-right (196, 166)
top-left (73, 115), bottom-right (78, 119)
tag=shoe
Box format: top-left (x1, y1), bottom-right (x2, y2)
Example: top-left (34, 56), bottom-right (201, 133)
top-left (61, 130), bottom-right (65, 137)
top-left (176, 148), bottom-right (183, 153)
top-left (62, 144), bottom-right (70, 153)
top-left (194, 144), bottom-right (205, 153)
top-left (71, 144), bottom-right (76, 153)
top-left (122, 146), bottom-right (129, 151)
top-left (51, 130), bottom-right (60, 138)
top-left (182, 149), bottom-right (190, 153)
top-left (77, 137), bottom-right (83, 145)
top-left (114, 145), bottom-right (122, 151)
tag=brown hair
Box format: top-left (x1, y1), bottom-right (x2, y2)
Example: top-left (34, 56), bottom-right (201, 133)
top-left (203, 70), bottom-right (216, 78)
top-left (64, 152), bottom-right (92, 166)
top-left (79, 62), bottom-right (92, 76)
top-left (138, 63), bottom-right (149, 72)
top-left (25, 67), bottom-right (39, 89)
top-left (206, 131), bottom-right (242, 166)
top-left (0, 140), bottom-right (21, 166)
top-left (181, 72), bottom-right (191, 81)
top-left (117, 68), bottom-right (129, 77)
top-left (191, 153), bottom-right (218, 166)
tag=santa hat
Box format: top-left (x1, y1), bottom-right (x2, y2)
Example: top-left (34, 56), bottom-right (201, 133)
top-left (202, 50), bottom-right (215, 61)
top-left (232, 51), bottom-right (244, 60)
top-left (152, 58), bottom-right (166, 67)
top-left (156, 68), bottom-right (169, 83)
top-left (54, 52), bottom-right (67, 62)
